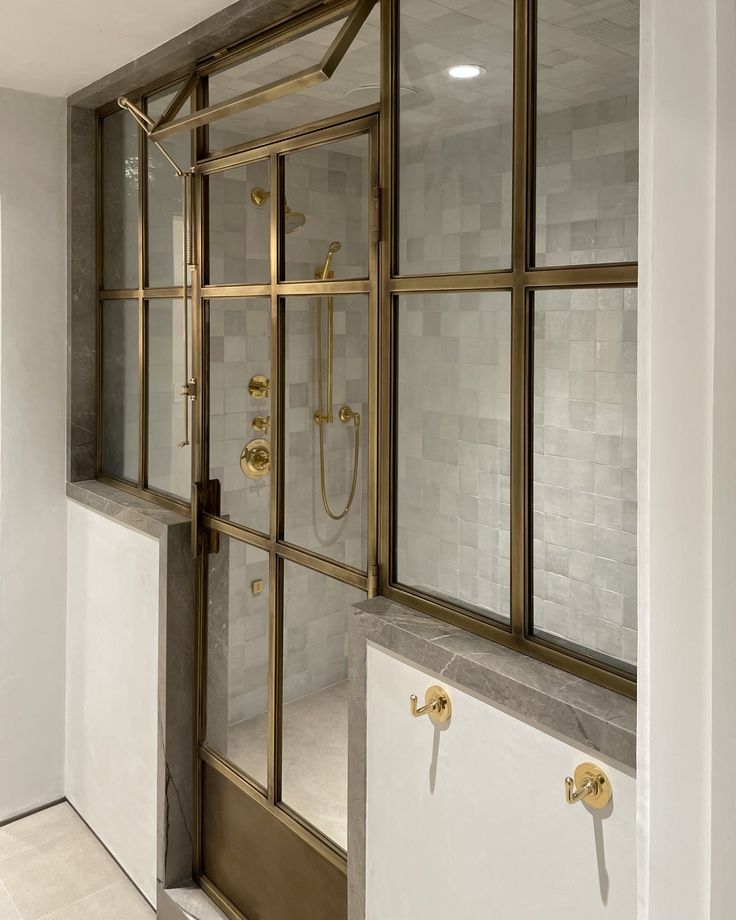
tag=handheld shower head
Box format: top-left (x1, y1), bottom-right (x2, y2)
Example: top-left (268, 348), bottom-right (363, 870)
top-left (318, 241), bottom-right (343, 279)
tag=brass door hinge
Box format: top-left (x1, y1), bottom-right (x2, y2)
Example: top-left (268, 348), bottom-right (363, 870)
top-left (191, 479), bottom-right (221, 558)
top-left (368, 563), bottom-right (379, 597)
top-left (371, 186), bottom-right (382, 243)
top-left (177, 378), bottom-right (198, 400)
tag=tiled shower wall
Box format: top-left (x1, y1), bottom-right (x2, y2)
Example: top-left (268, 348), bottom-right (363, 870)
top-left (396, 94), bottom-right (638, 665)
top-left (207, 139), bottom-right (370, 725)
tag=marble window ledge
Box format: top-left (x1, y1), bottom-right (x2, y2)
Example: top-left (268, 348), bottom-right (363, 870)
top-left (350, 597), bottom-right (636, 770)
top-left (66, 480), bottom-right (188, 536)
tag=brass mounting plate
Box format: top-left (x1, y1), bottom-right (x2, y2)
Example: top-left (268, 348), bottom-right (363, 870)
top-left (574, 762), bottom-right (612, 809)
top-left (240, 438), bottom-right (271, 479)
top-left (424, 684), bottom-right (452, 725)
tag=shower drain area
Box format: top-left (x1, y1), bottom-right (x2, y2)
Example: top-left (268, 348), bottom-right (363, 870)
top-left (226, 680), bottom-right (349, 850)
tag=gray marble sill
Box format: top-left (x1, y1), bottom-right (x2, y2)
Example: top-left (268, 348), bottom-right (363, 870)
top-left (66, 480), bottom-right (188, 538)
top-left (352, 597), bottom-right (637, 769)
top-left (159, 886), bottom-right (230, 920)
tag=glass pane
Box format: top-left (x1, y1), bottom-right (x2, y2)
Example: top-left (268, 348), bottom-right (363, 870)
top-left (281, 562), bottom-right (365, 849)
top-left (535, 0), bottom-right (639, 266)
top-left (284, 134), bottom-right (370, 281)
top-left (396, 292), bottom-right (511, 619)
top-left (102, 110), bottom-right (138, 290)
top-left (532, 289), bottom-right (637, 667)
top-left (207, 160), bottom-right (271, 286)
top-left (146, 84), bottom-right (192, 287)
top-left (147, 299), bottom-right (191, 499)
top-left (284, 295), bottom-right (369, 570)
top-left (208, 8), bottom-right (379, 153)
top-left (398, 0), bottom-right (514, 275)
top-left (206, 536), bottom-right (270, 788)
top-left (101, 299), bottom-right (139, 481)
top-left (209, 298), bottom-right (271, 533)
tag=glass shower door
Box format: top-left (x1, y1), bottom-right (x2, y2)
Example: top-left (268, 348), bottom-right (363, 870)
top-left (195, 116), bottom-right (378, 920)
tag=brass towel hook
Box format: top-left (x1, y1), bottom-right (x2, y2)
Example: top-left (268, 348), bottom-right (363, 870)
top-left (410, 685), bottom-right (452, 725)
top-left (564, 762), bottom-right (612, 809)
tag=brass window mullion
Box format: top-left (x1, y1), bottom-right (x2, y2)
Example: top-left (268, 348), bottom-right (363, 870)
top-left (138, 296), bottom-right (147, 490)
top-left (377, 0), bottom-right (397, 596)
top-left (267, 151), bottom-right (284, 807)
top-left (137, 101), bottom-right (148, 491)
top-left (508, 0), bottom-right (534, 639)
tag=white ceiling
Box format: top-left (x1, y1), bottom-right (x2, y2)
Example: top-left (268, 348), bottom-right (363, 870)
top-left (0, 0), bottom-right (237, 97)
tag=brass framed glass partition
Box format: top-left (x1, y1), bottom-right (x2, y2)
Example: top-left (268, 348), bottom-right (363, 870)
top-left (95, 0), bottom-right (640, 912)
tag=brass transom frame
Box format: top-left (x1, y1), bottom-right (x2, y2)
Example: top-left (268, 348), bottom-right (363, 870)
top-left (95, 0), bottom-right (638, 900)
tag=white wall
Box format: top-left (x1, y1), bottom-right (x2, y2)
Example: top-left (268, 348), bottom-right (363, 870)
top-left (0, 86), bottom-right (67, 821)
top-left (65, 500), bottom-right (159, 904)
top-left (366, 644), bottom-right (637, 919)
top-left (638, 0), bottom-right (736, 917)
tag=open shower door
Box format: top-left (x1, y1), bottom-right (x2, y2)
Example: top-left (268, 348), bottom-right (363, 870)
top-left (190, 114), bottom-right (379, 920)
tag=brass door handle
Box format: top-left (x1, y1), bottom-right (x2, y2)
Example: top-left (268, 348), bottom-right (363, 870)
top-left (410, 685), bottom-right (452, 725)
top-left (564, 763), bottom-right (612, 808)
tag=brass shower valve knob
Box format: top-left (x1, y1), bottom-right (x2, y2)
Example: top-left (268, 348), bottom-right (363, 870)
top-left (252, 415), bottom-right (271, 433)
top-left (240, 439), bottom-right (271, 479)
top-left (248, 375), bottom-right (270, 399)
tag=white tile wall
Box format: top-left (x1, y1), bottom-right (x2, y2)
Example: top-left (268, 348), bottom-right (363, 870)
top-left (396, 96), bottom-right (638, 665)
top-left (205, 138), bottom-right (372, 725)
top-left (396, 292), bottom-right (512, 618)
top-left (533, 287), bottom-right (637, 664)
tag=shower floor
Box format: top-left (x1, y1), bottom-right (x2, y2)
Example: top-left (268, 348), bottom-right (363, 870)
top-left (227, 680), bottom-right (349, 850)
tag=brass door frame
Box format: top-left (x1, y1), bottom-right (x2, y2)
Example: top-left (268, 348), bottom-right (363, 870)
top-left (191, 114), bottom-right (380, 914)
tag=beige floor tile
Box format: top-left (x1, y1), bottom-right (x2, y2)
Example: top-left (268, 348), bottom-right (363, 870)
top-left (37, 880), bottom-right (154, 920)
top-left (0, 880), bottom-right (21, 920)
top-left (0, 806), bottom-right (82, 862)
top-left (0, 825), bottom-right (122, 920)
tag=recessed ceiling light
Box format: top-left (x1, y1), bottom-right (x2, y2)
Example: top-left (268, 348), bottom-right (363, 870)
top-left (447, 64), bottom-right (486, 80)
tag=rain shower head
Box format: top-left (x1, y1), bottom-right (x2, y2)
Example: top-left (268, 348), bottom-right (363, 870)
top-left (250, 187), bottom-right (306, 234)
top-left (285, 206), bottom-right (307, 234)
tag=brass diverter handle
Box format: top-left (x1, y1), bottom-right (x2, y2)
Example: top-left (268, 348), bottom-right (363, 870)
top-left (564, 762), bottom-right (612, 809)
top-left (410, 685), bottom-right (452, 725)
top-left (252, 415), bottom-right (271, 433)
top-left (241, 438), bottom-right (271, 479)
top-left (249, 374), bottom-right (270, 399)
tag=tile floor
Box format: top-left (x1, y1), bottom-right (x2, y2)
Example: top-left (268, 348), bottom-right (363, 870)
top-left (227, 680), bottom-right (348, 850)
top-left (0, 803), bottom-right (154, 920)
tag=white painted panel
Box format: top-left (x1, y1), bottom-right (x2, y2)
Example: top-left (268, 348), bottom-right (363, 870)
top-left (0, 87), bottom-right (67, 822)
top-left (65, 500), bottom-right (159, 904)
top-left (366, 644), bottom-right (636, 919)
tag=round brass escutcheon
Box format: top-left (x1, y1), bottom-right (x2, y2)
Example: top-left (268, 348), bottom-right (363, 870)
top-left (241, 438), bottom-right (271, 479)
top-left (424, 685), bottom-right (452, 725)
top-left (574, 762), bottom-right (612, 809)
